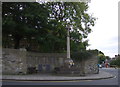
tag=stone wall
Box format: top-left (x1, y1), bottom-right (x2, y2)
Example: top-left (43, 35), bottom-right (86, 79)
top-left (73, 55), bottom-right (99, 75)
top-left (0, 48), bottom-right (2, 76)
top-left (26, 52), bottom-right (66, 73)
top-left (2, 48), bottom-right (66, 74)
top-left (2, 48), bottom-right (98, 75)
top-left (84, 55), bottom-right (99, 74)
top-left (2, 48), bottom-right (27, 74)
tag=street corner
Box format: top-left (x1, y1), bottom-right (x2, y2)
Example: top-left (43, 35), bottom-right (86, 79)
top-left (2, 70), bottom-right (115, 81)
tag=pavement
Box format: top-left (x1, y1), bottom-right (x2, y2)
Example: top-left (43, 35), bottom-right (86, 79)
top-left (2, 70), bottom-right (115, 81)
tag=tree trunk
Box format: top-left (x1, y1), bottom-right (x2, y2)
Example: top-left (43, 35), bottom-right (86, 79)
top-left (14, 38), bottom-right (20, 49)
top-left (14, 35), bottom-right (22, 49)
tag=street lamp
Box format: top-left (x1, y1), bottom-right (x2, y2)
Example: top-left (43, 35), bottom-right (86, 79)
top-left (64, 19), bottom-right (74, 68)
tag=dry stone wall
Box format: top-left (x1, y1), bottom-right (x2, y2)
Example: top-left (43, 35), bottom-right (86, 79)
top-left (2, 48), bottom-right (27, 74)
top-left (2, 48), bottom-right (99, 75)
top-left (84, 55), bottom-right (99, 74)
top-left (2, 48), bottom-right (66, 74)
top-left (26, 52), bottom-right (66, 73)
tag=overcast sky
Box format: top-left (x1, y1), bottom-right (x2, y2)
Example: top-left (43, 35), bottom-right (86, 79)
top-left (87, 0), bottom-right (119, 58)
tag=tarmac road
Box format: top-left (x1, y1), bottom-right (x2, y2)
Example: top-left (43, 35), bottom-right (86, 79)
top-left (2, 68), bottom-right (119, 86)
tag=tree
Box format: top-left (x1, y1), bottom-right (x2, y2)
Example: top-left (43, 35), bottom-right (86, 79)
top-left (45, 2), bottom-right (96, 52)
top-left (106, 56), bottom-right (110, 60)
top-left (98, 54), bottom-right (106, 64)
top-left (2, 2), bottom-right (49, 49)
top-left (2, 2), bottom-right (96, 52)
top-left (110, 57), bottom-right (120, 67)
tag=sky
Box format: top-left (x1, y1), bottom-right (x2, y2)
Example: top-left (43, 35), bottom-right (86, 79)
top-left (87, 0), bottom-right (119, 58)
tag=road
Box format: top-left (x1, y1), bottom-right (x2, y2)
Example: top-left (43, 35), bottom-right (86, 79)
top-left (2, 68), bottom-right (120, 86)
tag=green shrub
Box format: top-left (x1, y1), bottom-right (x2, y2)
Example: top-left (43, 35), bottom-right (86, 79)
top-left (98, 54), bottom-right (106, 64)
top-left (71, 50), bottom-right (98, 62)
top-left (110, 58), bottom-right (120, 67)
top-left (110, 60), bottom-right (117, 65)
top-left (116, 58), bottom-right (120, 67)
